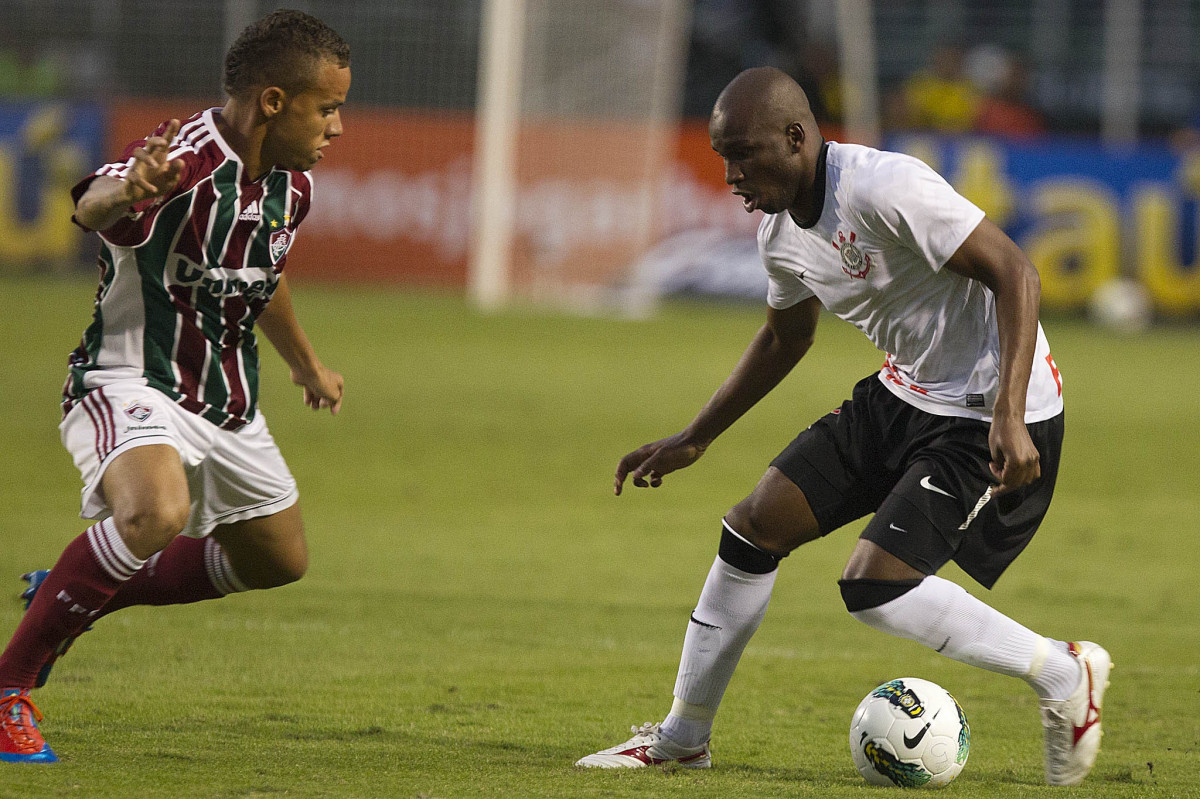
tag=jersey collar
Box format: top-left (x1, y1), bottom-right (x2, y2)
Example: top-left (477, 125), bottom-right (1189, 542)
top-left (791, 140), bottom-right (829, 229)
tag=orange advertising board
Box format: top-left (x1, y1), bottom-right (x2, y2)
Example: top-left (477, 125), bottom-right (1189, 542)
top-left (106, 100), bottom-right (759, 288)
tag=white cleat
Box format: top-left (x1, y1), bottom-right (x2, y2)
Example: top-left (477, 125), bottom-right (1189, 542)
top-left (1040, 641), bottom-right (1112, 786)
top-left (575, 722), bottom-right (712, 769)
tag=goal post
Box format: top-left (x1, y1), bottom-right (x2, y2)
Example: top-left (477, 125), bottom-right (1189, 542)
top-left (469, 0), bottom-right (691, 314)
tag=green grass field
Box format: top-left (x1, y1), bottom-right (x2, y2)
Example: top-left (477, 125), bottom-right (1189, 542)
top-left (0, 275), bottom-right (1197, 798)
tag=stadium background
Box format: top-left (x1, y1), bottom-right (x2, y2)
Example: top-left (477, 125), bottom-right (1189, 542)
top-left (0, 3), bottom-right (1198, 797)
top-left (1, 0), bottom-right (1200, 315)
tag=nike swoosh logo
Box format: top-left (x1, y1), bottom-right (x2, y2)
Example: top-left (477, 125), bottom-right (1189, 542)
top-left (888, 523), bottom-right (907, 533)
top-left (903, 722), bottom-right (931, 749)
top-left (920, 475), bottom-right (955, 498)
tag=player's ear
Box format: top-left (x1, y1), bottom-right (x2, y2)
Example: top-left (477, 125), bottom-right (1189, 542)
top-left (259, 86), bottom-right (286, 119)
top-left (787, 121), bottom-right (806, 151)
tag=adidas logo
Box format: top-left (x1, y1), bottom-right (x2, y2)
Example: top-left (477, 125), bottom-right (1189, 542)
top-left (238, 199), bottom-right (262, 221)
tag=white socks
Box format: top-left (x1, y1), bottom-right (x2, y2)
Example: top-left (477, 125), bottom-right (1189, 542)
top-left (660, 556), bottom-right (777, 747)
top-left (849, 574), bottom-right (1081, 700)
top-left (658, 561), bottom-right (1082, 749)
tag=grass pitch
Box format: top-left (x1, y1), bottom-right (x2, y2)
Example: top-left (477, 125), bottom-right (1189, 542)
top-left (0, 275), bottom-right (1197, 798)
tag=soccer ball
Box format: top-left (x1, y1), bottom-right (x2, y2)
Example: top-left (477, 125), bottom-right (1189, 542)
top-left (849, 677), bottom-right (970, 788)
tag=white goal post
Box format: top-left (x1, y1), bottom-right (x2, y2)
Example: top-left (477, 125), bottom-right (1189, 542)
top-left (469, 0), bottom-right (691, 314)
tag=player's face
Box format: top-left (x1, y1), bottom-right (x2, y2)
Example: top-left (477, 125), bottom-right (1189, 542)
top-left (710, 110), bottom-right (803, 215)
top-left (267, 59), bottom-right (351, 171)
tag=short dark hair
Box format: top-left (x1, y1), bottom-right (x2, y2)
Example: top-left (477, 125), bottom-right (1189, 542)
top-left (223, 9), bottom-right (350, 97)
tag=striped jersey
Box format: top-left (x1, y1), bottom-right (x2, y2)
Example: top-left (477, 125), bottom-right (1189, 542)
top-left (65, 108), bottom-right (314, 430)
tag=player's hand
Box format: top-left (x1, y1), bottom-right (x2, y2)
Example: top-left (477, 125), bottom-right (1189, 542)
top-left (987, 415), bottom-right (1039, 495)
top-left (614, 433), bottom-right (708, 495)
top-left (291, 363), bottom-right (344, 415)
top-left (122, 118), bottom-right (184, 204)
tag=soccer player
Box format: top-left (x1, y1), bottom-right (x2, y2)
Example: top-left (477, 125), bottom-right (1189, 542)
top-left (576, 67), bottom-right (1110, 787)
top-left (0, 10), bottom-right (349, 763)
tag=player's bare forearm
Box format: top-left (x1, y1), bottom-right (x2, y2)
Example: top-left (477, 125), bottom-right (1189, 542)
top-left (74, 177), bottom-right (145, 232)
top-left (614, 299), bottom-right (818, 495)
top-left (257, 277), bottom-right (319, 373)
top-left (257, 276), bottom-right (344, 413)
top-left (685, 298), bottom-right (820, 446)
top-left (75, 120), bottom-right (184, 231)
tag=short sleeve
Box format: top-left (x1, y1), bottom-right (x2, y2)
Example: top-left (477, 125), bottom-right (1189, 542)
top-left (858, 153), bottom-right (985, 271)
top-left (765, 261), bottom-right (815, 309)
top-left (70, 119), bottom-right (194, 245)
top-left (758, 215), bottom-right (816, 309)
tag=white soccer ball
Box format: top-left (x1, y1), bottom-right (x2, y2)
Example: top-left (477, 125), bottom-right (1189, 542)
top-left (849, 677), bottom-right (970, 788)
top-left (1088, 277), bottom-right (1152, 333)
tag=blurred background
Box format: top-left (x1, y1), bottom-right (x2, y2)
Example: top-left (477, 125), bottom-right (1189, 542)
top-left (0, 0), bottom-right (1198, 328)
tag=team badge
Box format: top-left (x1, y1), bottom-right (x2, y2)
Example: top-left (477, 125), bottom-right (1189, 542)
top-left (832, 230), bottom-right (872, 279)
top-left (124, 403), bottom-right (153, 422)
top-left (269, 228), bottom-right (292, 263)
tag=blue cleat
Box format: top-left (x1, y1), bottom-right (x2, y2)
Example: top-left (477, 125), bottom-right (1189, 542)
top-left (0, 689), bottom-right (58, 763)
top-left (19, 571), bottom-right (49, 610)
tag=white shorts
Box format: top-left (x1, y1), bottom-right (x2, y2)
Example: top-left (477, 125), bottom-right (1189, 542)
top-left (60, 381), bottom-right (298, 537)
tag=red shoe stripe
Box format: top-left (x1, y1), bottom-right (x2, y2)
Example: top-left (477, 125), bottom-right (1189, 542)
top-left (615, 744), bottom-right (705, 766)
top-left (1069, 645), bottom-right (1101, 746)
top-left (618, 745), bottom-right (657, 765)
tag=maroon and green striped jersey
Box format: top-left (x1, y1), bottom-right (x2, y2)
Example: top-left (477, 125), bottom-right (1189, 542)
top-left (65, 109), bottom-right (314, 430)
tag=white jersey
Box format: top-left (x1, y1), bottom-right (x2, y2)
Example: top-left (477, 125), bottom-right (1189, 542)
top-left (760, 141), bottom-right (1063, 423)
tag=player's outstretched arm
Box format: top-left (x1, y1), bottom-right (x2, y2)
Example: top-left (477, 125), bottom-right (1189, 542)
top-left (75, 119), bottom-right (185, 231)
top-left (943, 218), bottom-right (1041, 494)
top-left (256, 275), bottom-right (344, 415)
top-left (614, 297), bottom-right (820, 495)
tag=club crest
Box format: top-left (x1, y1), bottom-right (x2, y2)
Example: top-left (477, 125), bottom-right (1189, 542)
top-left (124, 403), bottom-right (153, 422)
top-left (269, 228), bottom-right (292, 263)
top-left (832, 230), bottom-right (872, 279)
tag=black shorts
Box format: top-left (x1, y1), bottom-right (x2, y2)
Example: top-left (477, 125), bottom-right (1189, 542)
top-left (770, 374), bottom-right (1064, 588)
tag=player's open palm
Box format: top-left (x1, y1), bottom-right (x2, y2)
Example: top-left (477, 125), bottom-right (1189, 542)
top-left (124, 118), bottom-right (184, 203)
top-left (614, 433), bottom-right (708, 495)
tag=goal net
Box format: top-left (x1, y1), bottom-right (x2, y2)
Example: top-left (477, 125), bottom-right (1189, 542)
top-left (470, 0), bottom-right (691, 314)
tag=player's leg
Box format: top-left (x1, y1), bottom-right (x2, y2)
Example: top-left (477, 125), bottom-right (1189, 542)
top-left (1, 443), bottom-right (188, 763)
top-left (838, 414), bottom-right (1110, 785)
top-left (578, 389), bottom-right (878, 769)
top-left (841, 537), bottom-right (1109, 786)
top-left (89, 412), bottom-right (303, 614)
top-left (1, 443), bottom-right (188, 688)
top-left (91, 501), bottom-right (306, 620)
top-left (208, 501), bottom-right (308, 589)
top-left (840, 537), bottom-right (1083, 698)
top-left (661, 467), bottom-right (820, 746)
top-left (576, 467), bottom-right (819, 769)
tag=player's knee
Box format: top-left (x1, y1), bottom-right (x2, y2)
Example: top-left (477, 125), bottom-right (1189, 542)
top-left (113, 502), bottom-right (190, 558)
top-left (717, 517), bottom-right (781, 573)
top-left (838, 577), bottom-right (924, 613)
top-left (724, 502), bottom-right (800, 557)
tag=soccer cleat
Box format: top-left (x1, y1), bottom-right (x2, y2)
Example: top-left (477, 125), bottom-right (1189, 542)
top-left (575, 722), bottom-right (712, 769)
top-left (0, 689), bottom-right (57, 763)
top-left (1039, 641), bottom-right (1112, 786)
top-left (20, 571), bottom-right (87, 689)
top-left (18, 571), bottom-right (49, 610)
